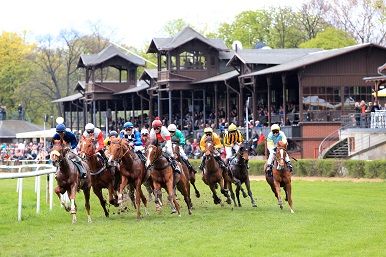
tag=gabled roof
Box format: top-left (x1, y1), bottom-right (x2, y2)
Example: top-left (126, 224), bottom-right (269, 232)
top-left (193, 70), bottom-right (239, 84)
top-left (114, 81), bottom-right (149, 95)
top-left (52, 93), bottom-right (83, 103)
top-left (147, 26), bottom-right (228, 53)
top-left (227, 48), bottom-right (321, 66)
top-left (139, 69), bottom-right (158, 81)
top-left (240, 43), bottom-right (386, 78)
top-left (77, 45), bottom-right (145, 68)
top-left (0, 120), bottom-right (43, 138)
top-left (378, 62), bottom-right (386, 75)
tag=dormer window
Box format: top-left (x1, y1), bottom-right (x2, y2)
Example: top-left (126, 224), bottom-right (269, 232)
top-left (180, 51), bottom-right (207, 70)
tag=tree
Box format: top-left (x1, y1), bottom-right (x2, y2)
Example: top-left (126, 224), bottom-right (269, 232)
top-left (298, 0), bottom-right (331, 41)
top-left (162, 19), bottom-right (190, 36)
top-left (326, 0), bottom-right (386, 45)
top-left (299, 27), bottom-right (357, 49)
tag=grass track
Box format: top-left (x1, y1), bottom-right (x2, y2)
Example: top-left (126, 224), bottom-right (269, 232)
top-left (0, 177), bottom-right (385, 257)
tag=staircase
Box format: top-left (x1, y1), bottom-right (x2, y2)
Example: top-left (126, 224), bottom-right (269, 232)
top-left (323, 138), bottom-right (348, 159)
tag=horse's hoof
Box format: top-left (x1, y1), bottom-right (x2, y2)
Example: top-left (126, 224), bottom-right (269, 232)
top-left (252, 203), bottom-right (257, 208)
top-left (290, 209), bottom-right (295, 214)
top-left (242, 193), bottom-right (248, 198)
top-left (226, 198), bottom-right (232, 205)
top-left (195, 192), bottom-right (200, 198)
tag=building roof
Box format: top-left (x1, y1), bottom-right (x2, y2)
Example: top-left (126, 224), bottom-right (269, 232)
top-left (52, 93), bottom-right (83, 103)
top-left (227, 48), bottom-right (321, 66)
top-left (240, 43), bottom-right (386, 78)
top-left (114, 84), bottom-right (149, 95)
top-left (77, 45), bottom-right (145, 68)
top-left (378, 62), bottom-right (386, 75)
top-left (193, 70), bottom-right (239, 84)
top-left (0, 120), bottom-right (43, 139)
top-left (139, 69), bottom-right (158, 81)
top-left (147, 26), bottom-right (228, 53)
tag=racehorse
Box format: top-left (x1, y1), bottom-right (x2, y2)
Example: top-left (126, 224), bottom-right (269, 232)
top-left (172, 143), bottom-right (200, 198)
top-left (79, 136), bottom-right (119, 217)
top-left (145, 143), bottom-right (192, 215)
top-left (108, 137), bottom-right (149, 220)
top-left (265, 141), bottom-right (294, 213)
top-left (50, 140), bottom-right (92, 223)
top-left (202, 136), bottom-right (233, 205)
top-left (228, 142), bottom-right (257, 207)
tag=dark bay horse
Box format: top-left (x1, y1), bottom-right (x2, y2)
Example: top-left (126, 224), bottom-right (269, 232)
top-left (145, 143), bottom-right (192, 215)
top-left (79, 137), bottom-right (119, 217)
top-left (228, 142), bottom-right (257, 207)
top-left (108, 137), bottom-right (149, 220)
top-left (172, 143), bottom-right (200, 198)
top-left (202, 137), bottom-right (233, 205)
top-left (265, 141), bottom-right (294, 213)
top-left (50, 140), bottom-right (92, 223)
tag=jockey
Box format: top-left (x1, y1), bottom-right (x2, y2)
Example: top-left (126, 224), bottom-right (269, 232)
top-left (140, 128), bottom-right (150, 148)
top-left (81, 123), bottom-right (108, 164)
top-left (119, 121), bottom-right (146, 162)
top-left (104, 130), bottom-right (118, 153)
top-left (52, 123), bottom-right (86, 179)
top-left (167, 123), bottom-right (195, 173)
top-left (198, 127), bottom-right (226, 171)
top-left (266, 124), bottom-right (293, 177)
top-left (223, 123), bottom-right (244, 164)
top-left (149, 119), bottom-right (181, 174)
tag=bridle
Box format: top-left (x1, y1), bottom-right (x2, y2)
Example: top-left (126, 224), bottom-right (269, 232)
top-left (110, 138), bottom-right (131, 163)
top-left (275, 146), bottom-right (287, 170)
top-left (145, 144), bottom-right (162, 169)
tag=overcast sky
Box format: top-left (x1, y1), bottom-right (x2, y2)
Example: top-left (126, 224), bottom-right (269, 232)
top-left (0, 0), bottom-right (306, 49)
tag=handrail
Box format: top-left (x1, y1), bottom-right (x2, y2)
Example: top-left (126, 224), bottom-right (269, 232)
top-left (318, 123), bottom-right (352, 159)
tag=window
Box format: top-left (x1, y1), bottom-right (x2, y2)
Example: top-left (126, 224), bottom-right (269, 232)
top-left (179, 51), bottom-right (207, 70)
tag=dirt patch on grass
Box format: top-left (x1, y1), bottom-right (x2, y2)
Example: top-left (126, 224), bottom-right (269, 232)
top-left (249, 175), bottom-right (384, 183)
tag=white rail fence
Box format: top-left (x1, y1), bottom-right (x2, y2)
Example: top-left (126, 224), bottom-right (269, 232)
top-left (0, 163), bottom-right (56, 222)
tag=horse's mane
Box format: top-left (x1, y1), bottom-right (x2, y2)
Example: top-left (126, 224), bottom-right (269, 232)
top-left (277, 141), bottom-right (287, 149)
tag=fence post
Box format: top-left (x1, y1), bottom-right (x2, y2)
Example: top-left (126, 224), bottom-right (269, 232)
top-left (49, 172), bottom-right (54, 210)
top-left (36, 175), bottom-right (41, 214)
top-left (17, 177), bottom-right (23, 221)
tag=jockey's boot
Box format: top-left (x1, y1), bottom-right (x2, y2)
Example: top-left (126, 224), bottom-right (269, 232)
top-left (199, 156), bottom-right (206, 172)
top-left (214, 155), bottom-right (227, 170)
top-left (183, 158), bottom-right (196, 173)
top-left (266, 163), bottom-right (273, 177)
top-left (246, 160), bottom-right (250, 169)
top-left (98, 150), bottom-right (109, 166)
top-left (71, 154), bottom-right (87, 179)
top-left (286, 161), bottom-right (293, 172)
top-left (136, 150), bottom-right (147, 163)
top-left (169, 157), bottom-right (181, 174)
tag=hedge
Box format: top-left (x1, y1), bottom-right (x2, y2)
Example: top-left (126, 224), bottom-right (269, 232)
top-left (189, 159), bottom-right (386, 179)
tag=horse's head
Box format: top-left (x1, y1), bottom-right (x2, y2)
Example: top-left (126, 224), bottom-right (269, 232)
top-left (275, 141), bottom-right (288, 170)
top-left (79, 137), bottom-right (95, 158)
top-left (172, 142), bottom-right (180, 159)
top-left (204, 136), bottom-right (214, 156)
top-left (50, 140), bottom-right (70, 166)
top-left (145, 143), bottom-right (162, 169)
top-left (237, 142), bottom-right (249, 162)
top-left (108, 137), bottom-right (130, 163)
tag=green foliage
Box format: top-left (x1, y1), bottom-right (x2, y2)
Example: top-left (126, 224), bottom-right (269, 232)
top-left (256, 142), bottom-right (265, 155)
top-left (1, 178), bottom-right (385, 257)
top-left (299, 27), bottom-right (357, 49)
top-left (344, 160), bottom-right (366, 178)
top-left (162, 19), bottom-right (190, 36)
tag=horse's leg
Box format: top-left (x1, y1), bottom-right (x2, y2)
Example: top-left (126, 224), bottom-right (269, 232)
top-left (153, 182), bottom-right (162, 213)
top-left (118, 175), bottom-right (128, 205)
top-left (55, 186), bottom-right (70, 212)
top-left (240, 186), bottom-right (248, 198)
top-left (176, 176), bottom-right (193, 215)
top-left (69, 185), bottom-right (78, 224)
top-left (227, 181), bottom-right (236, 206)
top-left (166, 173), bottom-right (180, 215)
top-left (245, 177), bottom-right (257, 207)
top-left (273, 178), bottom-right (283, 210)
top-left (235, 185), bottom-right (242, 207)
top-left (138, 186), bottom-right (149, 216)
top-left (210, 184), bottom-right (221, 205)
top-left (83, 186), bottom-right (92, 223)
top-left (285, 179), bottom-right (294, 213)
top-left (190, 173), bottom-right (200, 198)
top-left (144, 180), bottom-right (153, 201)
top-left (108, 181), bottom-right (119, 207)
top-left (134, 180), bottom-right (143, 220)
top-left (92, 186), bottom-right (109, 217)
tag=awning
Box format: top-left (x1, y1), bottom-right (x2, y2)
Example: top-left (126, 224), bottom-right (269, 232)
top-left (16, 128), bottom-right (56, 139)
top-left (192, 70), bottom-right (239, 84)
top-left (114, 84), bottom-right (149, 95)
top-left (373, 87), bottom-right (386, 97)
top-left (52, 93), bottom-right (83, 103)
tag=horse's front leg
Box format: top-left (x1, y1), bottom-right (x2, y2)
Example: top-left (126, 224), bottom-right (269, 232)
top-left (245, 177), bottom-right (257, 207)
top-left (210, 184), bottom-right (221, 205)
top-left (55, 186), bottom-right (70, 212)
top-left (108, 181), bottom-right (119, 207)
top-left (284, 180), bottom-right (294, 213)
top-left (118, 175), bottom-right (128, 205)
top-left (135, 181), bottom-right (143, 220)
top-left (166, 173), bottom-right (180, 215)
top-left (273, 178), bottom-right (283, 210)
top-left (153, 183), bottom-right (162, 213)
top-left (219, 177), bottom-right (232, 204)
top-left (83, 186), bottom-right (92, 223)
top-left (235, 185), bottom-right (242, 207)
top-left (69, 185), bottom-right (78, 223)
top-left (93, 186), bottom-right (109, 217)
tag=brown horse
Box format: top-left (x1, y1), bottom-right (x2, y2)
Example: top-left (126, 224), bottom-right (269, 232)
top-left (202, 137), bottom-right (233, 205)
top-left (79, 137), bottom-right (119, 217)
top-left (145, 143), bottom-right (192, 215)
top-left (108, 137), bottom-right (149, 219)
top-left (172, 143), bottom-right (200, 198)
top-left (265, 141), bottom-right (294, 213)
top-left (229, 142), bottom-right (257, 207)
top-left (50, 140), bottom-right (92, 223)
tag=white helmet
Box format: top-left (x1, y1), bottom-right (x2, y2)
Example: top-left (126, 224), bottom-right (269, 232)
top-left (141, 128), bottom-right (149, 135)
top-left (85, 123), bottom-right (95, 131)
top-left (167, 124), bottom-right (177, 132)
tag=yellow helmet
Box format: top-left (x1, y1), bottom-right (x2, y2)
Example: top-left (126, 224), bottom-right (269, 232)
top-left (204, 127), bottom-right (213, 133)
top-left (228, 123), bottom-right (237, 132)
top-left (271, 124), bottom-right (280, 131)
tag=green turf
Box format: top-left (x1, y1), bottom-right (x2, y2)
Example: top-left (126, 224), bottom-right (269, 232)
top-left (0, 177), bottom-right (385, 257)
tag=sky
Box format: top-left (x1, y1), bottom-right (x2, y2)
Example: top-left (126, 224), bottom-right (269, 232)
top-left (0, 0), bottom-right (306, 49)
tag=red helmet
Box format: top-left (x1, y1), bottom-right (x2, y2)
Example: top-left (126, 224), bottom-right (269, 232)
top-left (152, 119), bottom-right (162, 128)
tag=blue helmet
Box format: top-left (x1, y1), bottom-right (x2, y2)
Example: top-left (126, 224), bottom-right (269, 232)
top-left (56, 123), bottom-right (66, 133)
top-left (123, 122), bottom-right (134, 129)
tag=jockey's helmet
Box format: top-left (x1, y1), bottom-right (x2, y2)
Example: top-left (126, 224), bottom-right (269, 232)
top-left (152, 119), bottom-right (162, 129)
top-left (167, 124), bottom-right (177, 133)
top-left (141, 128), bottom-right (149, 135)
top-left (56, 123), bottom-right (66, 133)
top-left (228, 123), bottom-right (237, 132)
top-left (271, 124), bottom-right (280, 134)
top-left (109, 130), bottom-right (118, 138)
top-left (85, 123), bottom-right (95, 133)
top-left (204, 127), bottom-right (213, 134)
top-left (123, 122), bottom-right (134, 129)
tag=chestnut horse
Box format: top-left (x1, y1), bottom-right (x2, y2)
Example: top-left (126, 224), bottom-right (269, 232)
top-left (50, 140), bottom-right (92, 223)
top-left (108, 137), bottom-right (149, 220)
top-left (265, 141), bottom-right (294, 213)
top-left (145, 143), bottom-right (192, 215)
top-left (229, 142), bottom-right (257, 207)
top-left (79, 137), bottom-right (119, 217)
top-left (172, 143), bottom-right (200, 198)
top-left (202, 137), bottom-right (233, 205)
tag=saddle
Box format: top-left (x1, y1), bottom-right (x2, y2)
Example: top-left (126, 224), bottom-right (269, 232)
top-left (70, 159), bottom-right (86, 178)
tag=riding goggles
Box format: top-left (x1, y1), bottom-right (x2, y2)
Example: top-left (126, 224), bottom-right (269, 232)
top-left (272, 130), bottom-right (279, 134)
top-left (205, 132), bottom-right (212, 136)
top-left (86, 129), bottom-right (94, 134)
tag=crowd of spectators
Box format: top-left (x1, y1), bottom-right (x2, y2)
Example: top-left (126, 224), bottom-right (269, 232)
top-left (0, 141), bottom-right (49, 163)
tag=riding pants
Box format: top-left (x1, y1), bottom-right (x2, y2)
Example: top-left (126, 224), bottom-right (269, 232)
top-left (267, 148), bottom-right (290, 165)
top-left (225, 144), bottom-right (240, 160)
